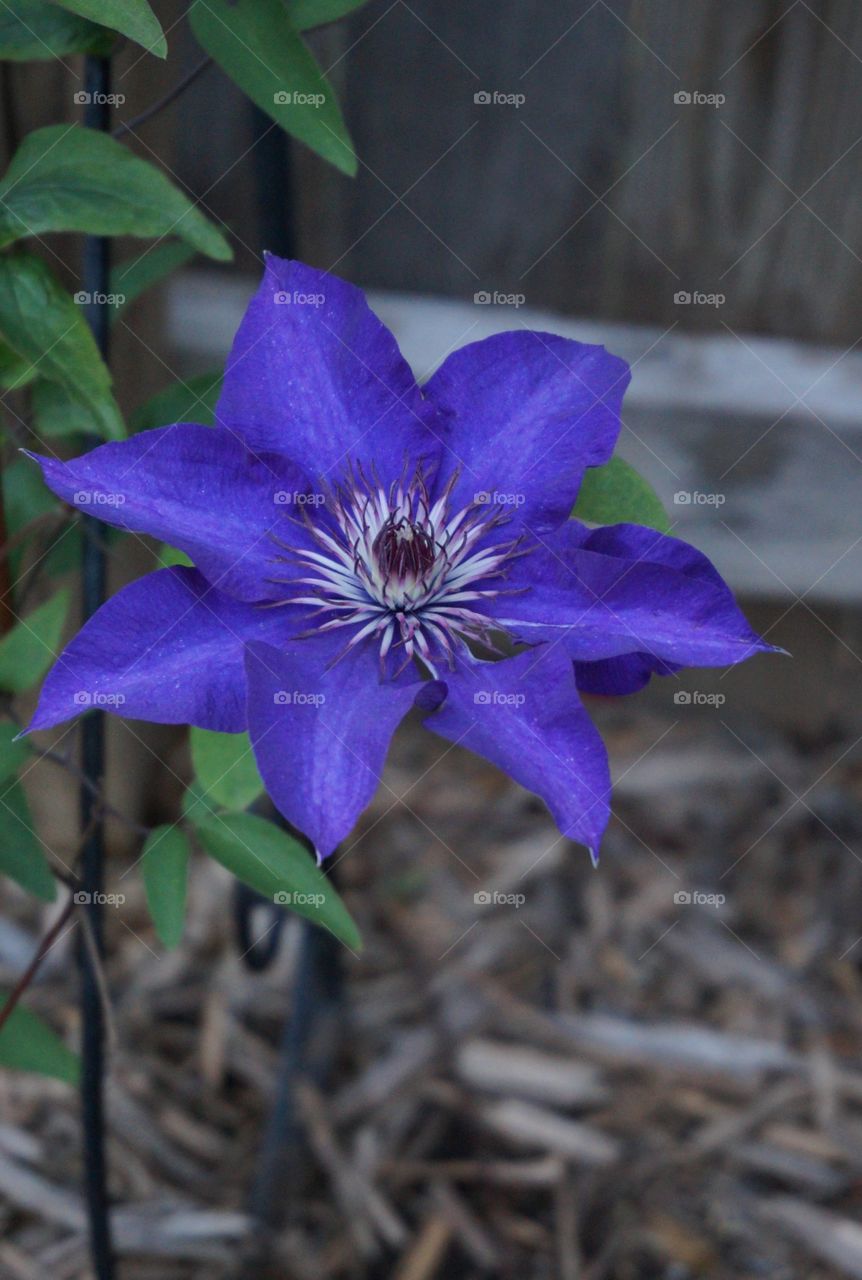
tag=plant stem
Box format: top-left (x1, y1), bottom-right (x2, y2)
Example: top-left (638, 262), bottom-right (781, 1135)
top-left (0, 894), bottom-right (75, 1036)
top-left (112, 55), bottom-right (212, 139)
top-left (79, 52), bottom-right (114, 1280)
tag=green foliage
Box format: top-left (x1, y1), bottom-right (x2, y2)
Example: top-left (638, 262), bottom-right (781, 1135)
top-left (0, 126), bottom-right (231, 259)
top-left (0, 999), bottom-right (79, 1082)
top-left (0, 252), bottom-right (123, 440)
top-left (111, 240), bottom-right (197, 320)
top-left (195, 811), bottom-right (362, 949)
top-left (32, 377), bottom-right (101, 439)
top-left (131, 371), bottom-right (222, 433)
top-left (0, 589), bottom-right (69, 694)
top-left (0, 723), bottom-right (54, 900)
top-left (573, 456), bottom-right (671, 533)
top-left (50, 0), bottom-right (165, 56)
top-left (189, 0), bottom-right (357, 176)
top-left (157, 543), bottom-right (193, 570)
top-left (0, 342), bottom-right (36, 391)
top-left (0, 778), bottom-right (56, 901)
top-left (190, 727), bottom-right (264, 811)
top-left (289, 0), bottom-right (370, 28)
top-left (3, 458), bottom-right (81, 582)
top-left (0, 0), bottom-right (113, 61)
top-left (141, 825), bottom-right (190, 948)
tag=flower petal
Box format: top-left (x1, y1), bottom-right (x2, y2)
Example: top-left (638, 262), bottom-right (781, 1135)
top-left (245, 633), bottom-right (425, 858)
top-left (28, 567), bottom-right (298, 733)
top-left (423, 647), bottom-right (611, 861)
top-left (574, 653), bottom-right (679, 696)
top-left (27, 424), bottom-right (311, 602)
top-left (490, 522), bottom-right (773, 669)
top-left (424, 331), bottom-right (630, 533)
top-left (218, 256), bottom-right (442, 486)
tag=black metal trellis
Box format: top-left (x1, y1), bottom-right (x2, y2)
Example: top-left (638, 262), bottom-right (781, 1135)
top-left (79, 52), bottom-right (115, 1280)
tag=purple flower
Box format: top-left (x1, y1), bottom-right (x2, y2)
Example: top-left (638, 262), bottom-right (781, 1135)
top-left (27, 257), bottom-right (772, 861)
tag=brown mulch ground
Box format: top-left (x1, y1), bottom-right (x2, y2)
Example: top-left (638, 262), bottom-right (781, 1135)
top-left (2, 696), bottom-right (862, 1279)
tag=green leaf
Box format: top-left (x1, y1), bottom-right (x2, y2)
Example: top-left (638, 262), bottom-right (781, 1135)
top-left (573, 456), bottom-right (671, 533)
top-left (195, 812), bottom-right (361, 950)
top-left (0, 589), bottom-right (68, 694)
top-left (0, 778), bottom-right (56, 900)
top-left (0, 252), bottom-right (123, 440)
top-left (157, 543), bottom-right (193, 570)
top-left (2, 458), bottom-right (79, 582)
top-left (0, 999), bottom-right (79, 1082)
top-left (51, 0), bottom-right (165, 56)
top-left (32, 377), bottom-right (104, 438)
top-left (131, 371), bottom-right (222, 433)
top-left (111, 240), bottom-right (197, 319)
top-left (190, 727), bottom-right (264, 811)
top-left (0, 341), bottom-right (36, 391)
top-left (141, 825), bottom-right (189, 948)
top-left (189, 0), bottom-right (357, 176)
top-left (0, 0), bottom-right (113, 59)
top-left (0, 126), bottom-right (231, 260)
top-left (289, 0), bottom-right (369, 28)
top-left (0, 722), bottom-right (28, 781)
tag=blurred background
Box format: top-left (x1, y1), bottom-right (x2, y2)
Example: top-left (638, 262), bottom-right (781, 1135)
top-left (3, 2), bottom-right (862, 1277)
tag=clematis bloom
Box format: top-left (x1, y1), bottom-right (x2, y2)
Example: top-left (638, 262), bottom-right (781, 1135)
top-left (27, 257), bottom-right (773, 861)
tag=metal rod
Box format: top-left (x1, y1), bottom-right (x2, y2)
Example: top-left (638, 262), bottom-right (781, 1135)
top-left (79, 53), bottom-right (114, 1280)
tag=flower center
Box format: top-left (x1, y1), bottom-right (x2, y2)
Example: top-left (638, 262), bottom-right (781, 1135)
top-left (269, 466), bottom-right (526, 677)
